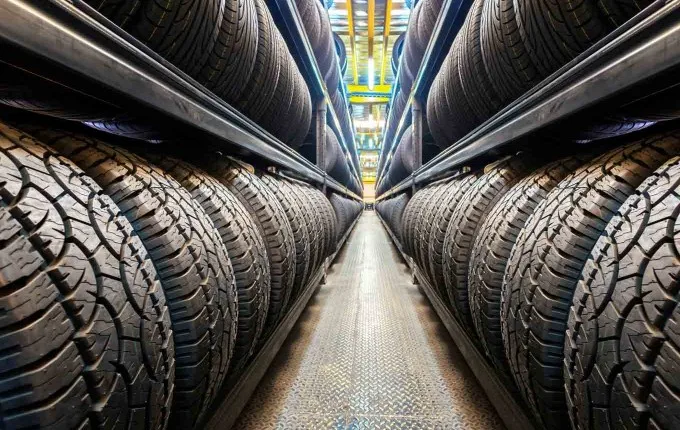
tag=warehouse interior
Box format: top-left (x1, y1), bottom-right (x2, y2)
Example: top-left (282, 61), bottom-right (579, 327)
top-left (0, 1), bottom-right (678, 430)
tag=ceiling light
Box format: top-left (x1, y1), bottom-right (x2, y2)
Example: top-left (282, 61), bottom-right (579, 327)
top-left (368, 57), bottom-right (375, 90)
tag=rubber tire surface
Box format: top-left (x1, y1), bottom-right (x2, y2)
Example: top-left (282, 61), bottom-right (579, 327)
top-left (515, 0), bottom-right (608, 79)
top-left (427, 175), bottom-right (480, 294)
top-left (85, 0), bottom-right (223, 77)
top-left (443, 155), bottom-right (537, 328)
top-left (309, 186), bottom-right (337, 256)
top-left (565, 156), bottom-right (680, 430)
top-left (260, 174), bottom-right (310, 300)
top-left (502, 131), bottom-right (680, 430)
top-left (0, 124), bottom-right (175, 430)
top-left (197, 0), bottom-right (259, 102)
top-left (141, 155), bottom-right (270, 376)
top-left (205, 159), bottom-right (296, 335)
top-left (237, 0), bottom-right (281, 122)
top-left (480, 0), bottom-right (540, 105)
top-left (29, 128), bottom-right (237, 429)
top-left (284, 179), bottom-right (324, 283)
top-left (459, 0), bottom-right (503, 124)
top-left (468, 155), bottom-right (588, 378)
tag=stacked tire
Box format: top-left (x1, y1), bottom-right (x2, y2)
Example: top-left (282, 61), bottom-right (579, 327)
top-left (377, 0), bottom-right (443, 189)
top-left (296, 0), bottom-right (360, 175)
top-left (426, 0), bottom-right (655, 149)
top-left (375, 193), bottom-right (410, 243)
top-left (0, 119), bottom-right (345, 430)
top-left (328, 193), bottom-right (363, 246)
top-left (386, 126), bottom-right (680, 430)
top-left (2, 0), bottom-right (313, 147)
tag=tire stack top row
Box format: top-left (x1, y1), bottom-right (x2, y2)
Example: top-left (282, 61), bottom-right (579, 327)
top-left (0, 117), bottom-right (342, 430)
top-left (295, 0), bottom-right (361, 191)
top-left (426, 0), bottom-right (655, 149)
top-left (392, 125), bottom-right (680, 430)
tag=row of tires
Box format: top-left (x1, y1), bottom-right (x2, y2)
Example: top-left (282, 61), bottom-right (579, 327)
top-left (378, 0), bottom-right (443, 175)
top-left (304, 125), bottom-right (362, 194)
top-left (377, 126), bottom-right (680, 430)
top-left (0, 118), bottom-right (360, 430)
top-left (0, 0), bottom-right (316, 148)
top-left (86, 0), bottom-right (313, 146)
top-left (426, 0), bottom-right (653, 149)
top-left (295, 0), bottom-right (361, 177)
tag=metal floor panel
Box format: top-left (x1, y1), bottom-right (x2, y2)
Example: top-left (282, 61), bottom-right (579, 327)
top-left (235, 212), bottom-right (504, 429)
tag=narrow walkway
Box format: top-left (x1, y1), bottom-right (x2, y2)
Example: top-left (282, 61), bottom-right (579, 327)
top-left (236, 212), bottom-right (504, 429)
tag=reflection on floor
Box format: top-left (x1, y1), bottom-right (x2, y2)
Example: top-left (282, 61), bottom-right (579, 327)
top-left (235, 212), bottom-right (505, 429)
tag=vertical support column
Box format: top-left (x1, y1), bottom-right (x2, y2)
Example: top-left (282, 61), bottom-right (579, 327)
top-left (411, 98), bottom-right (423, 194)
top-left (316, 97), bottom-right (328, 194)
top-left (315, 98), bottom-right (329, 284)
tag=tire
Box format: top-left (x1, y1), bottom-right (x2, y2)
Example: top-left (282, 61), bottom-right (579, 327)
top-left (197, 0), bottom-right (259, 103)
top-left (237, 0), bottom-right (281, 122)
top-left (0, 123), bottom-right (174, 430)
top-left (259, 35), bottom-right (295, 138)
top-left (139, 155), bottom-right (270, 376)
top-left (427, 175), bottom-right (480, 292)
top-left (400, 187), bottom-right (428, 256)
top-left (309, 187), bottom-right (337, 256)
top-left (0, 65), bottom-right (120, 122)
top-left (415, 178), bottom-right (456, 280)
top-left (85, 0), bottom-right (223, 77)
top-left (565, 156), bottom-right (680, 430)
top-left (288, 73), bottom-right (314, 147)
top-left (480, 0), bottom-right (540, 105)
top-left (502, 131), bottom-right (680, 429)
top-left (329, 193), bottom-right (349, 239)
top-left (443, 155), bottom-right (537, 327)
top-left (28, 128), bottom-right (237, 428)
top-left (597, 0), bottom-right (653, 29)
top-left (83, 114), bottom-right (167, 142)
top-left (285, 179), bottom-right (324, 281)
top-left (515, 0), bottom-right (608, 79)
top-left (468, 155), bottom-right (588, 378)
top-left (443, 38), bottom-right (479, 142)
top-left (260, 174), bottom-right (311, 300)
top-left (204, 159), bottom-right (296, 334)
top-left (412, 181), bottom-right (449, 273)
top-left (459, 0), bottom-right (503, 123)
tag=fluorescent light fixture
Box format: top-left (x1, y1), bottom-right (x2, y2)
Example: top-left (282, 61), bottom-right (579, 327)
top-left (368, 57), bottom-right (375, 90)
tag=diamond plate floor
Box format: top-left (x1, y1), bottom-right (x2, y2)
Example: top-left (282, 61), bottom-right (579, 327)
top-left (235, 212), bottom-right (505, 429)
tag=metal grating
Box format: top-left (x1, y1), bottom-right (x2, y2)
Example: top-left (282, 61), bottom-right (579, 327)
top-left (235, 212), bottom-right (505, 429)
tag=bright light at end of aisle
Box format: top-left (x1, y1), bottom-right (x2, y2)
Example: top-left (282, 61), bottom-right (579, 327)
top-left (368, 57), bottom-right (375, 90)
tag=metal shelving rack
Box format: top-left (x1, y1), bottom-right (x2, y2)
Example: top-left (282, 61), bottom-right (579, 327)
top-left (376, 0), bottom-right (680, 201)
top-left (0, 0), bottom-right (363, 201)
top-left (269, 0), bottom-right (364, 186)
top-left (376, 0), bottom-right (473, 183)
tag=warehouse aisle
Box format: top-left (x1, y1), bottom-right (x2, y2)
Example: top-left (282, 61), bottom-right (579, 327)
top-left (236, 212), bottom-right (504, 429)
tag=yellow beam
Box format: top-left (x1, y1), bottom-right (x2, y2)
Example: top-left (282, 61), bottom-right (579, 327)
top-left (380, 0), bottom-right (393, 85)
top-left (350, 96), bottom-right (390, 104)
top-left (347, 84), bottom-right (392, 93)
top-left (368, 0), bottom-right (375, 88)
top-left (346, 0), bottom-right (359, 84)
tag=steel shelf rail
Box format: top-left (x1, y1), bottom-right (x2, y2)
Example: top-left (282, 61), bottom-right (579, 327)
top-left (0, 0), bottom-right (362, 201)
top-left (375, 211), bottom-right (535, 430)
top-left (269, 0), bottom-right (363, 184)
top-left (376, 0), bottom-right (680, 201)
top-left (204, 212), bottom-right (362, 430)
top-left (376, 0), bottom-right (472, 182)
